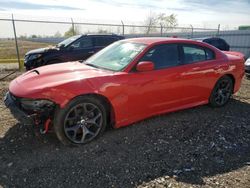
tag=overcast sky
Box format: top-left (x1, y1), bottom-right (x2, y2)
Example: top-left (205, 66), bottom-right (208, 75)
top-left (0, 0), bottom-right (250, 37)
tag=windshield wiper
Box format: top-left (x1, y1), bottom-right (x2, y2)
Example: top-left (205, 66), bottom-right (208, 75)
top-left (84, 62), bottom-right (114, 71)
top-left (85, 63), bottom-right (100, 69)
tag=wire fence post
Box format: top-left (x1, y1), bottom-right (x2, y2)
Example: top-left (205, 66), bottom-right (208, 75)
top-left (11, 14), bottom-right (21, 70)
top-left (71, 18), bottom-right (75, 35)
top-left (160, 24), bottom-right (163, 36)
top-left (121, 20), bottom-right (124, 36)
top-left (190, 25), bottom-right (194, 38)
top-left (217, 24), bottom-right (220, 36)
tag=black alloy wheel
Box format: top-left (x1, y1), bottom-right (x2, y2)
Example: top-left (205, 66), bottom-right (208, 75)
top-left (209, 76), bottom-right (233, 107)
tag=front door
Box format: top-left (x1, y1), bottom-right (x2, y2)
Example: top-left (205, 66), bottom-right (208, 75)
top-left (127, 43), bottom-right (184, 119)
top-left (64, 37), bottom-right (95, 61)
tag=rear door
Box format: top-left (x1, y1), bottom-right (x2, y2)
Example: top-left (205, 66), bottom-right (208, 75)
top-left (93, 36), bottom-right (119, 52)
top-left (178, 44), bottom-right (218, 105)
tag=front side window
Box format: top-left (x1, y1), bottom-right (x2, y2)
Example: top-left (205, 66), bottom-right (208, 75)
top-left (140, 44), bottom-right (179, 69)
top-left (57, 35), bottom-right (81, 48)
top-left (85, 41), bottom-right (146, 71)
top-left (183, 45), bottom-right (215, 64)
top-left (70, 37), bottom-right (93, 49)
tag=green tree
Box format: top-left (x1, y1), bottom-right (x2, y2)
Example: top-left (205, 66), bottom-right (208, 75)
top-left (157, 13), bottom-right (178, 30)
top-left (143, 12), bottom-right (178, 34)
top-left (143, 11), bottom-right (158, 34)
top-left (64, 26), bottom-right (80, 37)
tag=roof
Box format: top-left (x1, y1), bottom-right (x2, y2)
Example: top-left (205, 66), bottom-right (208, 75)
top-left (123, 37), bottom-right (193, 45)
top-left (192, 37), bottom-right (221, 41)
top-left (84, 34), bottom-right (124, 37)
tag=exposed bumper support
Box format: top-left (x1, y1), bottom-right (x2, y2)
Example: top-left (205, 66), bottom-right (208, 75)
top-left (4, 92), bottom-right (34, 125)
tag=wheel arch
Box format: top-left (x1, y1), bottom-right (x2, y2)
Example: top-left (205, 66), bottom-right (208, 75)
top-left (69, 93), bottom-right (116, 129)
top-left (212, 74), bottom-right (235, 90)
top-left (209, 73), bottom-right (235, 107)
top-left (223, 73), bottom-right (235, 91)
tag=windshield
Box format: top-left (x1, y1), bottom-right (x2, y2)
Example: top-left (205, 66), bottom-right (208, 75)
top-left (85, 41), bottom-right (146, 71)
top-left (57, 35), bottom-right (81, 47)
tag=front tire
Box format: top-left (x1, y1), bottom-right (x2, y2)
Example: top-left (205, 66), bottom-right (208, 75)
top-left (209, 75), bottom-right (233, 107)
top-left (54, 96), bottom-right (107, 146)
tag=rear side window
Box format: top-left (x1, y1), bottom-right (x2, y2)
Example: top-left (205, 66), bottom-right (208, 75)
top-left (182, 45), bottom-right (215, 64)
top-left (205, 48), bottom-right (215, 60)
top-left (106, 37), bottom-right (119, 44)
top-left (140, 44), bottom-right (179, 69)
top-left (94, 37), bottom-right (118, 46)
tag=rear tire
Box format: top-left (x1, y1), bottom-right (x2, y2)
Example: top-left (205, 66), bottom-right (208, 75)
top-left (209, 75), bottom-right (233, 107)
top-left (54, 96), bottom-right (107, 146)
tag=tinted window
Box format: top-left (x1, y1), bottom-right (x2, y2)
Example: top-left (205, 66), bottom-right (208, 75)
top-left (70, 37), bottom-right (93, 49)
top-left (57, 35), bottom-right (81, 47)
top-left (205, 48), bottom-right (215, 60)
top-left (183, 45), bottom-right (215, 64)
top-left (95, 37), bottom-right (118, 46)
top-left (140, 44), bottom-right (179, 69)
top-left (106, 37), bottom-right (118, 44)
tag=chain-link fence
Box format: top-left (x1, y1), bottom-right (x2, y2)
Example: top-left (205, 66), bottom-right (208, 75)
top-left (0, 16), bottom-right (249, 71)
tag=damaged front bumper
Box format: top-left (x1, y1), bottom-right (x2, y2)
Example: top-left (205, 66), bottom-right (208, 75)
top-left (4, 92), bottom-right (34, 125)
top-left (4, 92), bottom-right (55, 126)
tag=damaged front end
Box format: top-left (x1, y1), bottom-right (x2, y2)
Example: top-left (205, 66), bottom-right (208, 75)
top-left (4, 92), bottom-right (56, 133)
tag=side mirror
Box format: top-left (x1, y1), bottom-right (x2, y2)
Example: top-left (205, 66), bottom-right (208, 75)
top-left (59, 44), bottom-right (65, 49)
top-left (136, 61), bottom-right (154, 72)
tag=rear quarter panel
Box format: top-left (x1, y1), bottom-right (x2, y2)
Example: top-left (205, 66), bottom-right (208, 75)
top-left (224, 53), bottom-right (245, 93)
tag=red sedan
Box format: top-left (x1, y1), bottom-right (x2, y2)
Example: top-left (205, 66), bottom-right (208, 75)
top-left (4, 38), bottom-right (245, 145)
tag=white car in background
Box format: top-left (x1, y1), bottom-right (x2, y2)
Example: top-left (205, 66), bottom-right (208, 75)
top-left (245, 58), bottom-right (250, 79)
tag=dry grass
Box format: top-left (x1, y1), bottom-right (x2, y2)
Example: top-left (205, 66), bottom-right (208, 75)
top-left (0, 39), bottom-right (52, 61)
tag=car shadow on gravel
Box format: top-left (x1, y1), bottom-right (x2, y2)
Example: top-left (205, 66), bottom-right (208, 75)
top-left (1, 99), bottom-right (250, 188)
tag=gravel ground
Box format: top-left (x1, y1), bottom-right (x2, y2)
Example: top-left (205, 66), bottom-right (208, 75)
top-left (0, 70), bottom-right (250, 188)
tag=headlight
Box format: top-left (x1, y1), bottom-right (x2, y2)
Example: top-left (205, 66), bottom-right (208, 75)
top-left (28, 54), bottom-right (42, 61)
top-left (20, 99), bottom-right (54, 111)
top-left (245, 58), bottom-right (250, 66)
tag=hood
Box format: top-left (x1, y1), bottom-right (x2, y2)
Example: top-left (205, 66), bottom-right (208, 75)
top-left (9, 61), bottom-right (114, 98)
top-left (26, 46), bottom-right (58, 55)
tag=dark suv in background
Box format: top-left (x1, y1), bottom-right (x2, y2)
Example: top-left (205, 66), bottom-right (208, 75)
top-left (24, 34), bottom-right (124, 70)
top-left (194, 37), bottom-right (230, 51)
